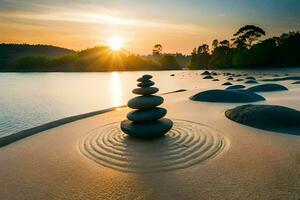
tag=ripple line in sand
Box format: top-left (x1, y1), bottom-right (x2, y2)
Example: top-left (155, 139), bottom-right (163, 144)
top-left (79, 120), bottom-right (227, 173)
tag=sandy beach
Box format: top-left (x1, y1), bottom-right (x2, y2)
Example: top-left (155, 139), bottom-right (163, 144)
top-left (0, 71), bottom-right (299, 200)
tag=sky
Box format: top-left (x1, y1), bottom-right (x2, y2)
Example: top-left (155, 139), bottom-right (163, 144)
top-left (0, 0), bottom-right (299, 54)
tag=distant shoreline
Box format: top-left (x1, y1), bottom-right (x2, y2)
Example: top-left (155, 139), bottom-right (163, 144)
top-left (0, 67), bottom-right (300, 73)
top-left (0, 69), bottom-right (183, 73)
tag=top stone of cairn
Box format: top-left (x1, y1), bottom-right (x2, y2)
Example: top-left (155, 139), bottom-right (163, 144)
top-left (121, 74), bottom-right (173, 139)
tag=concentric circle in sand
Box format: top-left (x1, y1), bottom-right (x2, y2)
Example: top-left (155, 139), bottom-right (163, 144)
top-left (79, 120), bottom-right (227, 173)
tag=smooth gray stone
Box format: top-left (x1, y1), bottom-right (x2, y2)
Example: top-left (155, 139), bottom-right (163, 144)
top-left (226, 85), bottom-right (246, 90)
top-left (292, 81), bottom-right (300, 84)
top-left (137, 77), bottom-right (152, 82)
top-left (245, 76), bottom-right (256, 80)
top-left (127, 108), bottom-right (167, 122)
top-left (137, 80), bottom-right (154, 87)
top-left (201, 71), bottom-right (210, 75)
top-left (120, 118), bottom-right (173, 138)
top-left (222, 82), bottom-right (232, 85)
top-left (137, 74), bottom-right (153, 82)
top-left (142, 74), bottom-right (152, 79)
top-left (137, 77), bottom-right (145, 82)
top-left (203, 75), bottom-right (214, 79)
top-left (128, 95), bottom-right (164, 109)
top-left (132, 87), bottom-right (159, 95)
top-left (225, 104), bottom-right (300, 135)
top-left (190, 89), bottom-right (265, 103)
top-left (245, 80), bottom-right (258, 84)
top-left (247, 83), bottom-right (288, 92)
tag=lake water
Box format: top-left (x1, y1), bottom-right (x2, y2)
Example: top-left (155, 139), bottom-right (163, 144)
top-left (0, 71), bottom-right (205, 137)
top-left (2, 68), bottom-right (300, 138)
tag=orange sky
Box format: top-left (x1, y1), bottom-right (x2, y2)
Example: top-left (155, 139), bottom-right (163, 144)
top-left (0, 0), bottom-right (299, 54)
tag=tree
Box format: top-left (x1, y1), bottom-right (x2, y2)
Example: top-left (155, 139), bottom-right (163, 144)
top-left (212, 39), bottom-right (219, 50)
top-left (219, 40), bottom-right (230, 48)
top-left (197, 44), bottom-right (209, 54)
top-left (189, 44), bottom-right (211, 69)
top-left (232, 25), bottom-right (266, 48)
top-left (152, 44), bottom-right (162, 55)
top-left (159, 55), bottom-right (180, 69)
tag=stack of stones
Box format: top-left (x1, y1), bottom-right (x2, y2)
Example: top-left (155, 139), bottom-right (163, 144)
top-left (120, 74), bottom-right (173, 139)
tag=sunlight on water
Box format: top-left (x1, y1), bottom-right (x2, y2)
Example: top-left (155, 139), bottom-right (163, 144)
top-left (0, 70), bottom-right (207, 137)
top-left (110, 72), bottom-right (123, 107)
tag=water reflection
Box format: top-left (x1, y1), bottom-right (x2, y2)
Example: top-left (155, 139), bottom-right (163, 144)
top-left (110, 72), bottom-right (123, 106)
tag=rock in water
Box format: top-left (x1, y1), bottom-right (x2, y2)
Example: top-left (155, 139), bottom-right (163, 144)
top-left (121, 74), bottom-right (173, 138)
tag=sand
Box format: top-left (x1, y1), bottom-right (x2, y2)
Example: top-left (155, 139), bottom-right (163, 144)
top-left (0, 71), bottom-right (300, 199)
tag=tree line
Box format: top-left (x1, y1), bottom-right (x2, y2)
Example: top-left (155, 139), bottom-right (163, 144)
top-left (189, 25), bottom-right (300, 69)
top-left (0, 45), bottom-right (182, 72)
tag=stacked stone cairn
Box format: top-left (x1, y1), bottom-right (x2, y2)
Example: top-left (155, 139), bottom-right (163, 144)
top-left (121, 74), bottom-right (173, 139)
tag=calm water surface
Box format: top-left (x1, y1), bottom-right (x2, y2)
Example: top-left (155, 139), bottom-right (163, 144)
top-left (2, 68), bottom-right (299, 138)
top-left (0, 71), bottom-right (202, 137)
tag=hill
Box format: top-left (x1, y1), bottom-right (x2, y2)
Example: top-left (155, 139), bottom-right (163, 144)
top-left (0, 44), bottom-right (76, 68)
top-left (0, 45), bottom-right (181, 72)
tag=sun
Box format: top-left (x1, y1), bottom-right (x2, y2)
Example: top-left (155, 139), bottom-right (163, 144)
top-left (108, 36), bottom-right (124, 51)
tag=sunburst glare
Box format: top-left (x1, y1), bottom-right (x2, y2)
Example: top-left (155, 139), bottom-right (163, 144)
top-left (107, 36), bottom-right (125, 51)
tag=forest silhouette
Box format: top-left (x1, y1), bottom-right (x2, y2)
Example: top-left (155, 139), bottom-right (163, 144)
top-left (190, 25), bottom-right (300, 69)
top-left (0, 25), bottom-right (299, 72)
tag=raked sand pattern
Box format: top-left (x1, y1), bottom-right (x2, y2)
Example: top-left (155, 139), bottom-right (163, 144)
top-left (79, 120), bottom-right (227, 173)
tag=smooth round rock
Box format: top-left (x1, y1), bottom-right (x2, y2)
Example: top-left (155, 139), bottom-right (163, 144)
top-left (292, 81), bottom-right (300, 84)
top-left (132, 87), bottom-right (159, 95)
top-left (222, 82), bottom-right (232, 85)
top-left (227, 77), bottom-right (233, 81)
top-left (120, 118), bottom-right (173, 138)
top-left (226, 85), bottom-right (246, 90)
top-left (137, 80), bottom-right (154, 87)
top-left (128, 95), bottom-right (164, 109)
top-left (247, 84), bottom-right (288, 92)
top-left (127, 108), bottom-right (167, 122)
top-left (190, 89), bottom-right (265, 103)
top-left (245, 76), bottom-right (256, 80)
top-left (225, 104), bottom-right (300, 135)
top-left (201, 71), bottom-right (210, 75)
top-left (142, 74), bottom-right (152, 79)
top-left (236, 78), bottom-right (244, 81)
top-left (137, 76), bottom-right (152, 82)
top-left (245, 80), bottom-right (258, 84)
top-left (203, 75), bottom-right (214, 79)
